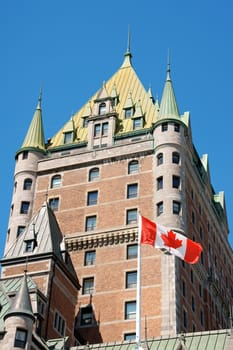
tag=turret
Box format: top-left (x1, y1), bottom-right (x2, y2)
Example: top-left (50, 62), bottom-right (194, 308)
top-left (2, 273), bottom-right (35, 349)
top-left (4, 91), bottom-right (46, 254)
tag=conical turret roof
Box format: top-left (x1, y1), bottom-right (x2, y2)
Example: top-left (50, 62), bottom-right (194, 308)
top-left (4, 273), bottom-right (35, 321)
top-left (17, 90), bottom-right (46, 154)
top-left (159, 63), bottom-right (180, 119)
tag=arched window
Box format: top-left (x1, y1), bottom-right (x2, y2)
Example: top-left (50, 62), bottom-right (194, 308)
top-left (157, 153), bottom-right (163, 165)
top-left (128, 160), bottom-right (139, 174)
top-left (89, 168), bottom-right (99, 182)
top-left (99, 103), bottom-right (106, 115)
top-left (23, 178), bottom-right (32, 190)
top-left (51, 175), bottom-right (61, 188)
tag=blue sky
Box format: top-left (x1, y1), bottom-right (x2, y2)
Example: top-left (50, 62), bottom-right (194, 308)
top-left (1, 0), bottom-right (233, 257)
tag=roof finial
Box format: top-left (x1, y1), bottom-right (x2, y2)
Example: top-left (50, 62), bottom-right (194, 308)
top-left (166, 49), bottom-right (171, 81)
top-left (127, 25), bottom-right (131, 54)
top-left (37, 87), bottom-right (42, 110)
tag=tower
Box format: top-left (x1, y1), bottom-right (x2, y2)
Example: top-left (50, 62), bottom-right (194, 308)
top-left (2, 39), bottom-right (233, 345)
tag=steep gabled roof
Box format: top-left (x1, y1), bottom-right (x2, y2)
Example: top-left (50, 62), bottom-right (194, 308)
top-left (48, 48), bottom-right (159, 149)
top-left (3, 203), bottom-right (63, 260)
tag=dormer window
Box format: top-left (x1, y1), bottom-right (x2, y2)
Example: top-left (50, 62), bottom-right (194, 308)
top-left (124, 107), bottom-right (134, 118)
top-left (82, 117), bottom-right (88, 128)
top-left (133, 117), bottom-right (143, 130)
top-left (25, 239), bottom-right (35, 252)
top-left (63, 131), bottom-right (73, 144)
top-left (99, 103), bottom-right (106, 115)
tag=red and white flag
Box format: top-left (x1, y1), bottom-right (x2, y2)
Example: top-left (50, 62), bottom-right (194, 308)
top-left (140, 215), bottom-right (203, 264)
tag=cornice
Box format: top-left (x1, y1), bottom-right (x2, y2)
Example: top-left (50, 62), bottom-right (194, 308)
top-left (65, 227), bottom-right (138, 251)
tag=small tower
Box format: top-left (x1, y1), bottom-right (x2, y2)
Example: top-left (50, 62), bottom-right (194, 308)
top-left (2, 273), bottom-right (35, 349)
top-left (5, 91), bottom-right (46, 254)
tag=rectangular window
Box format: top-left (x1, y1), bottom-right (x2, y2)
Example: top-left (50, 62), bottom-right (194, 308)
top-left (25, 240), bottom-right (35, 253)
top-left (54, 311), bottom-right (66, 336)
top-left (17, 226), bottom-right (25, 237)
top-left (173, 201), bottom-right (181, 215)
top-left (64, 131), bottom-right (73, 144)
top-left (157, 202), bottom-right (163, 216)
top-left (125, 301), bottom-right (136, 320)
top-left (102, 122), bottom-right (108, 135)
top-left (174, 123), bottom-right (180, 132)
top-left (20, 201), bottom-right (30, 214)
top-left (85, 216), bottom-right (97, 231)
top-left (191, 295), bottom-right (195, 312)
top-left (128, 160), bottom-right (139, 174)
top-left (172, 152), bottom-right (180, 164)
top-left (49, 198), bottom-right (59, 211)
top-left (124, 333), bottom-right (136, 341)
top-left (94, 124), bottom-right (101, 137)
top-left (126, 271), bottom-right (137, 288)
top-left (127, 244), bottom-right (137, 259)
top-left (14, 329), bottom-right (27, 348)
top-left (127, 184), bottom-right (138, 198)
top-left (87, 191), bottom-right (98, 205)
top-left (182, 280), bottom-right (186, 297)
top-left (157, 176), bottom-right (163, 190)
top-left (22, 151), bottom-right (28, 159)
top-left (80, 306), bottom-right (93, 326)
top-left (161, 122), bottom-right (168, 131)
top-left (82, 277), bottom-right (94, 295)
top-left (126, 209), bottom-right (137, 224)
top-left (84, 251), bottom-right (96, 266)
top-left (172, 175), bottom-right (180, 189)
top-left (82, 117), bottom-right (88, 127)
top-left (124, 108), bottom-right (133, 118)
top-left (183, 309), bottom-right (188, 329)
top-left (157, 153), bottom-right (163, 165)
top-left (133, 118), bottom-right (142, 129)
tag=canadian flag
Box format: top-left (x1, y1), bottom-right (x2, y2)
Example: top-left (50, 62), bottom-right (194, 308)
top-left (140, 215), bottom-right (203, 264)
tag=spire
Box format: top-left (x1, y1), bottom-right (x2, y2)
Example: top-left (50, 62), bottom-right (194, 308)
top-left (159, 55), bottom-right (180, 119)
top-left (121, 26), bottom-right (132, 68)
top-left (18, 90), bottom-right (46, 154)
top-left (4, 273), bottom-right (35, 321)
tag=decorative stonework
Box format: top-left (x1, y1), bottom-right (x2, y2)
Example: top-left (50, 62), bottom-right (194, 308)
top-left (65, 228), bottom-right (138, 251)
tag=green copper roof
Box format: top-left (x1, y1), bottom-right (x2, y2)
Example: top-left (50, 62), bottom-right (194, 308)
top-left (4, 273), bottom-right (35, 321)
top-left (74, 330), bottom-right (232, 350)
top-left (19, 91), bottom-right (46, 153)
top-left (159, 63), bottom-right (180, 119)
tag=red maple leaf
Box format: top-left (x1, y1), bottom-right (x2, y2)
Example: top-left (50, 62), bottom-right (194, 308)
top-left (161, 230), bottom-right (183, 249)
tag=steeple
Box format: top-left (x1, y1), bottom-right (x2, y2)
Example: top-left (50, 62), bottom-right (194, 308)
top-left (4, 272), bottom-right (35, 321)
top-left (121, 27), bottom-right (132, 68)
top-left (158, 56), bottom-right (180, 119)
top-left (18, 89), bottom-right (46, 154)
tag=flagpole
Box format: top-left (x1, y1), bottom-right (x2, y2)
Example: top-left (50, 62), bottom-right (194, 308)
top-left (136, 214), bottom-right (142, 348)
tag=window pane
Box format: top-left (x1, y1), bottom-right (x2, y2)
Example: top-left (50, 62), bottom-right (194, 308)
top-left (23, 179), bottom-right (32, 190)
top-left (86, 216), bottom-right (96, 231)
top-left (17, 226), bottom-right (25, 237)
top-left (80, 306), bottom-right (93, 326)
top-left (126, 271), bottom-right (137, 288)
top-left (172, 175), bottom-right (180, 189)
top-left (127, 184), bottom-right (138, 198)
top-left (127, 244), bottom-right (137, 259)
top-left (173, 201), bottom-right (181, 215)
top-left (133, 118), bottom-right (142, 129)
top-left (87, 191), bottom-right (98, 205)
top-left (128, 160), bottom-right (139, 174)
top-left (64, 132), bottom-right (73, 144)
top-left (172, 152), bottom-right (180, 164)
top-left (102, 122), bottom-right (108, 135)
top-left (157, 202), bottom-right (163, 216)
top-left (51, 175), bottom-right (61, 188)
top-left (126, 209), bottom-right (137, 224)
top-left (94, 124), bottom-right (101, 137)
top-left (157, 176), bottom-right (163, 190)
top-left (20, 202), bottom-right (30, 214)
top-left (89, 168), bottom-right (99, 181)
top-left (125, 301), bottom-right (136, 319)
top-left (99, 103), bottom-right (106, 115)
top-left (49, 198), bottom-right (59, 211)
top-left (83, 277), bottom-right (94, 295)
top-left (162, 123), bottom-right (168, 131)
top-left (124, 333), bottom-right (136, 341)
top-left (125, 108), bottom-right (133, 118)
top-left (157, 153), bottom-right (163, 165)
top-left (84, 251), bottom-right (96, 266)
top-left (174, 123), bottom-right (180, 132)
